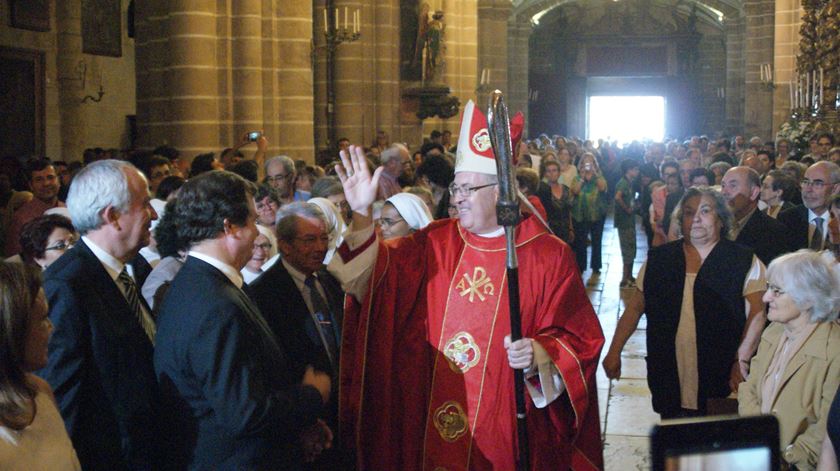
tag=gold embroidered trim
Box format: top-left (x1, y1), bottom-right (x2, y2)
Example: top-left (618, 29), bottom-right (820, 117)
top-left (455, 266), bottom-right (495, 303)
top-left (444, 331), bottom-right (481, 374)
top-left (433, 401), bottom-right (468, 442)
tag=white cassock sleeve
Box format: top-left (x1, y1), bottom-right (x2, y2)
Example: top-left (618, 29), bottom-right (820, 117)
top-left (326, 224), bottom-right (378, 301)
top-left (524, 341), bottom-right (566, 408)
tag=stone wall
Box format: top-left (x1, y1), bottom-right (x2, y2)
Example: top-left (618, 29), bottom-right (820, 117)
top-left (743, 0), bottom-right (775, 140)
top-left (772, 0), bottom-right (802, 135)
top-left (135, 0), bottom-right (314, 162)
top-left (0, 0), bottom-right (136, 161)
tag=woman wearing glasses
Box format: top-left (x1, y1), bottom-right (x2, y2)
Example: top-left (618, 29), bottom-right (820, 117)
top-left (738, 250), bottom-right (840, 471)
top-left (18, 215), bottom-right (77, 270)
top-left (603, 187), bottom-right (767, 419)
top-left (378, 192), bottom-right (433, 240)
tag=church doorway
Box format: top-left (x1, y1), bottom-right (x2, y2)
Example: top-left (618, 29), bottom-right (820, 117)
top-left (587, 95), bottom-right (666, 144)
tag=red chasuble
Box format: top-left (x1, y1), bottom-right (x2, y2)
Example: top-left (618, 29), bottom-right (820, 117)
top-left (338, 213), bottom-right (604, 470)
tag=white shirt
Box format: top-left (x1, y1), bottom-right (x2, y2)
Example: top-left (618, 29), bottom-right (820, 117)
top-left (83, 236), bottom-right (146, 306)
top-left (82, 236), bottom-right (153, 325)
top-left (188, 251), bottom-right (244, 289)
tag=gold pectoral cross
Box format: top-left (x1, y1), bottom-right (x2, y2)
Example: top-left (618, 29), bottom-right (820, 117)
top-left (455, 266), bottom-right (495, 303)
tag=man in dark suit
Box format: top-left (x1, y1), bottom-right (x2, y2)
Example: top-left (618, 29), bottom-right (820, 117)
top-left (40, 160), bottom-right (161, 470)
top-left (779, 161), bottom-right (840, 250)
top-left (249, 202), bottom-right (344, 379)
top-left (154, 171), bottom-right (331, 470)
top-left (721, 166), bottom-right (791, 265)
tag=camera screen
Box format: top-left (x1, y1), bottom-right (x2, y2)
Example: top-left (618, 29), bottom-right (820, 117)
top-left (664, 446), bottom-right (770, 471)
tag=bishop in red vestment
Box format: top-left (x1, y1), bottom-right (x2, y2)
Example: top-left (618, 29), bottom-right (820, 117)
top-left (329, 101), bottom-right (604, 471)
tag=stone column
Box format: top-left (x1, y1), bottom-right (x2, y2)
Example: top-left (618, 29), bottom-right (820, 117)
top-left (275, 2), bottom-right (316, 158)
top-left (772, 0), bottom-right (802, 133)
top-left (743, 0), bottom-right (775, 140)
top-left (135, 0), bottom-right (315, 161)
top-left (55, 0), bottom-right (87, 161)
top-left (724, 15), bottom-right (745, 135)
top-left (477, 0), bottom-right (510, 94)
top-left (507, 16), bottom-right (531, 132)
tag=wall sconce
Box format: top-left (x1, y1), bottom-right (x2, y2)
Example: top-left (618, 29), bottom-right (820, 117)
top-left (528, 89), bottom-right (539, 102)
top-left (759, 63), bottom-right (774, 90)
top-left (716, 87), bottom-right (725, 99)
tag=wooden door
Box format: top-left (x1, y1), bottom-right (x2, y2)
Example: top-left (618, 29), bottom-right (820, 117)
top-left (0, 47), bottom-right (45, 159)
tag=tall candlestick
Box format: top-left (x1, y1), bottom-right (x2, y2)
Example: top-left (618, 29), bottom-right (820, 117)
top-left (806, 72), bottom-right (810, 107)
top-left (789, 81), bottom-right (794, 110)
top-left (335, 9), bottom-right (339, 32)
top-left (344, 7), bottom-right (348, 31)
top-left (820, 67), bottom-right (824, 107)
top-left (323, 9), bottom-right (328, 34)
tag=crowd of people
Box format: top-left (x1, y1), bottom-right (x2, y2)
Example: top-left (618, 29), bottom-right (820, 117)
top-left (0, 104), bottom-right (839, 470)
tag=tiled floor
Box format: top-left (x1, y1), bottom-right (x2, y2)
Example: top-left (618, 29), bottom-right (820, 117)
top-left (583, 216), bottom-right (658, 470)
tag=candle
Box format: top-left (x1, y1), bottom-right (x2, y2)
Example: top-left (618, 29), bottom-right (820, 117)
top-left (789, 81), bottom-right (794, 110)
top-left (487, 69), bottom-right (491, 84)
top-left (354, 10), bottom-right (358, 33)
top-left (806, 72), bottom-right (810, 107)
top-left (323, 9), bottom-right (328, 34)
top-left (820, 67), bottom-right (824, 107)
top-left (335, 9), bottom-right (339, 32)
top-left (760, 64), bottom-right (765, 82)
top-left (344, 7), bottom-right (348, 31)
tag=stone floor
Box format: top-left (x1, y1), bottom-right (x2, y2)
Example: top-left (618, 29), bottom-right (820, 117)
top-left (583, 217), bottom-right (658, 471)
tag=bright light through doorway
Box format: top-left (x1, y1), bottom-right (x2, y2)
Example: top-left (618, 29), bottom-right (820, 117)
top-left (588, 96), bottom-right (665, 144)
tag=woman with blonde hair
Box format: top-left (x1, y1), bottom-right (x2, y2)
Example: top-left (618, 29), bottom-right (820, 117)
top-left (0, 262), bottom-right (80, 469)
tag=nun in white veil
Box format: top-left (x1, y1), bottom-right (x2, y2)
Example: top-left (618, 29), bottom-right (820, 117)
top-left (379, 192), bottom-right (433, 240)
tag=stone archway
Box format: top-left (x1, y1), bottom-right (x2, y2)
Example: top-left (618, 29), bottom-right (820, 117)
top-left (506, 0), bottom-right (783, 140)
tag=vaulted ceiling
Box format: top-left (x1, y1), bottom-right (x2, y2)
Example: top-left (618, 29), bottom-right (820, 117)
top-left (511, 0), bottom-right (744, 28)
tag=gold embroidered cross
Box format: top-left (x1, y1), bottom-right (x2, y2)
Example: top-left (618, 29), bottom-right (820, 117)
top-left (455, 266), bottom-right (495, 303)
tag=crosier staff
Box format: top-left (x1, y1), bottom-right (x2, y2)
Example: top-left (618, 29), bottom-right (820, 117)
top-left (486, 90), bottom-right (529, 471)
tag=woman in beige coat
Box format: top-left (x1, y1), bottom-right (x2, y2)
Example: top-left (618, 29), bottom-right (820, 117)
top-left (739, 250), bottom-right (840, 471)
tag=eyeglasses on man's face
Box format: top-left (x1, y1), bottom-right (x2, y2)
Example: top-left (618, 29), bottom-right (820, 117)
top-left (800, 178), bottom-right (832, 189)
top-left (293, 235), bottom-right (330, 246)
top-left (266, 173), bottom-right (292, 183)
top-left (448, 182), bottom-right (497, 198)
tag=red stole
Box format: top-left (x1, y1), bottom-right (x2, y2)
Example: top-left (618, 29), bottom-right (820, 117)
top-left (423, 241), bottom-right (511, 470)
top-left (338, 214), bottom-right (605, 471)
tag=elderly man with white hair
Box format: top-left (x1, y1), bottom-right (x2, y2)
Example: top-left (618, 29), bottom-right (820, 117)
top-left (40, 160), bottom-right (162, 470)
top-left (328, 101), bottom-right (604, 470)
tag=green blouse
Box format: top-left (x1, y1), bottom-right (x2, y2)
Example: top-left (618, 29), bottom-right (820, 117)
top-left (572, 175), bottom-right (607, 222)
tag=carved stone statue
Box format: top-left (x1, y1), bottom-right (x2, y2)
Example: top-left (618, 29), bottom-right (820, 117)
top-left (424, 10), bottom-right (445, 82)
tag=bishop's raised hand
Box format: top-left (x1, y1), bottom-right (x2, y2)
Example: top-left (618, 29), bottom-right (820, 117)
top-left (335, 145), bottom-right (383, 217)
